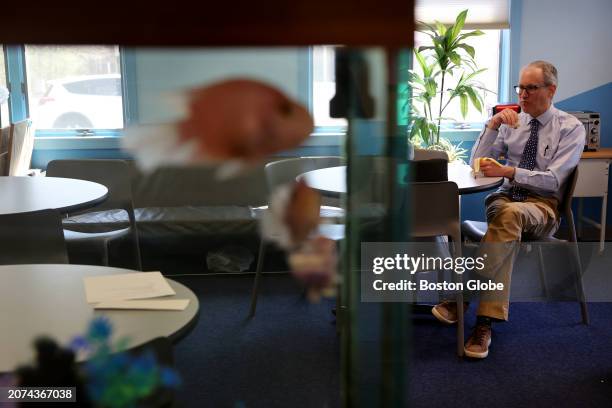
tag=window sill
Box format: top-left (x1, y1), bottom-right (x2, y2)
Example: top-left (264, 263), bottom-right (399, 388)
top-left (439, 127), bottom-right (483, 143)
top-left (34, 136), bottom-right (122, 150)
top-left (306, 127), bottom-right (483, 144)
top-left (33, 127), bottom-right (483, 151)
top-left (34, 132), bottom-right (346, 151)
top-left (304, 132), bottom-right (344, 146)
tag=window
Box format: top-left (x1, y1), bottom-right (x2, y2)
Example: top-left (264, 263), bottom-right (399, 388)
top-left (312, 46), bottom-right (347, 129)
top-left (413, 29), bottom-right (501, 126)
top-left (25, 45), bottom-right (123, 130)
top-left (311, 32), bottom-right (502, 131)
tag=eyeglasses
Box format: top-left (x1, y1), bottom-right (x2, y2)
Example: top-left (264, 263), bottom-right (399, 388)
top-left (514, 84), bottom-right (548, 95)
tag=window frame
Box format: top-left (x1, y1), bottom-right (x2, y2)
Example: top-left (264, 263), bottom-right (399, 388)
top-left (2, 44), bottom-right (135, 139)
top-left (1, 36), bottom-right (510, 148)
top-left (308, 29), bottom-right (510, 143)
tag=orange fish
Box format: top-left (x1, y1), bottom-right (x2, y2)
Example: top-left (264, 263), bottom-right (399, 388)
top-left (261, 179), bottom-right (322, 249)
top-left (179, 79), bottom-right (313, 161)
top-left (284, 179), bottom-right (321, 245)
top-left (122, 79), bottom-right (313, 172)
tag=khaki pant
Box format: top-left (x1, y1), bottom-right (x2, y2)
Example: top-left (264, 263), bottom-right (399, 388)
top-left (475, 193), bottom-right (559, 320)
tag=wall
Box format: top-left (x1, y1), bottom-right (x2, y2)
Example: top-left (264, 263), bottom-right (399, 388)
top-left (517, 0), bottom-right (612, 147)
top-left (519, 0), bottom-right (612, 103)
top-left (133, 48), bottom-right (306, 124)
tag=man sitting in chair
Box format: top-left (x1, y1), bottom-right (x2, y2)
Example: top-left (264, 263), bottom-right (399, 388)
top-left (431, 60), bottom-right (585, 358)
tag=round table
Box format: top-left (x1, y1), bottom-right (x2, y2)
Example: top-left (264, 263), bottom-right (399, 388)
top-left (0, 264), bottom-right (199, 373)
top-left (0, 176), bottom-right (108, 215)
top-left (299, 162), bottom-right (504, 196)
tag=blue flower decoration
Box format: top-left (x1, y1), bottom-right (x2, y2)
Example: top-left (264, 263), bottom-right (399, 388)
top-left (68, 335), bottom-right (89, 352)
top-left (87, 316), bottom-right (112, 341)
top-left (68, 317), bottom-right (182, 407)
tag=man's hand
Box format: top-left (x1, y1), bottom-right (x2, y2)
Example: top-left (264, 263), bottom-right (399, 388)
top-left (480, 161), bottom-right (515, 179)
top-left (488, 109), bottom-right (519, 130)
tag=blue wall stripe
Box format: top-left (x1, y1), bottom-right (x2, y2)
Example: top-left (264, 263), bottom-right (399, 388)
top-left (498, 29), bottom-right (511, 103)
top-left (509, 0), bottom-right (522, 101)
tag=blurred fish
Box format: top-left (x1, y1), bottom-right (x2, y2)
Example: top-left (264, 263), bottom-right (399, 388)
top-left (284, 179), bottom-right (321, 245)
top-left (261, 179), bottom-right (321, 249)
top-left (288, 235), bottom-right (338, 302)
top-left (122, 79), bottom-right (313, 175)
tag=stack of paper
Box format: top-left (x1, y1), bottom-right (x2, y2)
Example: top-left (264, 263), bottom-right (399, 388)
top-left (83, 272), bottom-right (190, 311)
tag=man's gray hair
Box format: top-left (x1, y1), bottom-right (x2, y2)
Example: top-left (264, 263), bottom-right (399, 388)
top-left (526, 60), bottom-right (558, 86)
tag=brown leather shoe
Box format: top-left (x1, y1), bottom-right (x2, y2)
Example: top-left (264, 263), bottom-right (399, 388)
top-left (464, 324), bottom-right (492, 359)
top-left (431, 301), bottom-right (468, 324)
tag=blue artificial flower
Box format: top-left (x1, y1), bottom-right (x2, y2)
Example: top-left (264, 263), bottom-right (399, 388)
top-left (109, 352), bottom-right (129, 368)
top-left (88, 316), bottom-right (113, 341)
top-left (75, 317), bottom-right (183, 407)
top-left (130, 352), bottom-right (156, 374)
top-left (68, 335), bottom-right (90, 352)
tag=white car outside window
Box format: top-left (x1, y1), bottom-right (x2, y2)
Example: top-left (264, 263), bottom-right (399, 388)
top-left (32, 74), bottom-right (124, 130)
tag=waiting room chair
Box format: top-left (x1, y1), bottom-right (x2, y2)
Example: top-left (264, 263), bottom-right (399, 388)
top-left (409, 181), bottom-right (465, 357)
top-left (0, 209), bottom-right (68, 264)
top-left (249, 156), bottom-right (345, 317)
top-left (461, 167), bottom-right (589, 324)
top-left (413, 148), bottom-right (449, 161)
top-left (409, 149), bottom-right (449, 183)
top-left (46, 159), bottom-right (142, 270)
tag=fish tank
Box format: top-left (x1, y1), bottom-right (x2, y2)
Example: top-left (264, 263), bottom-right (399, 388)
top-left (1, 1), bottom-right (415, 406)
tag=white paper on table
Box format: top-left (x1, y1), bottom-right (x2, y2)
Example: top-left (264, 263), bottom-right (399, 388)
top-left (83, 272), bottom-right (176, 303)
top-left (93, 299), bottom-right (190, 311)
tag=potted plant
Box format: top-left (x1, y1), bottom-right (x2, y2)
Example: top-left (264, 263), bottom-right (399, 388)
top-left (407, 9), bottom-right (493, 162)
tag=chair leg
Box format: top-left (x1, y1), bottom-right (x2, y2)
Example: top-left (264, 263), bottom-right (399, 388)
top-left (571, 242), bottom-right (589, 325)
top-left (102, 241), bottom-right (110, 266)
top-left (132, 231), bottom-right (143, 271)
top-left (453, 254), bottom-right (464, 357)
top-left (249, 240), bottom-right (266, 317)
top-left (537, 245), bottom-right (549, 298)
top-left (450, 235), bottom-right (464, 357)
top-left (567, 210), bottom-right (589, 325)
top-left (437, 269), bottom-right (445, 303)
top-left (456, 291), bottom-right (465, 357)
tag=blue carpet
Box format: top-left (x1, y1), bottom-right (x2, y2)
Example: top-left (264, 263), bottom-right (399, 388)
top-left (171, 274), bottom-right (340, 408)
top-left (170, 274), bottom-right (612, 407)
top-left (409, 302), bottom-right (612, 407)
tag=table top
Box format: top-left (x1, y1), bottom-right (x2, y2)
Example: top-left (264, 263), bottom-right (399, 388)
top-left (581, 148), bottom-right (612, 160)
top-left (300, 162), bottom-right (503, 196)
top-left (0, 176), bottom-right (108, 215)
top-left (0, 264), bottom-right (199, 373)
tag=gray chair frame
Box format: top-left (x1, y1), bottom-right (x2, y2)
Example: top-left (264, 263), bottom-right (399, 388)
top-left (413, 148), bottom-right (449, 161)
top-left (410, 181), bottom-right (465, 357)
top-left (46, 159), bottom-right (142, 270)
top-left (249, 156), bottom-right (345, 317)
top-left (461, 167), bottom-right (589, 325)
top-left (0, 208), bottom-right (68, 264)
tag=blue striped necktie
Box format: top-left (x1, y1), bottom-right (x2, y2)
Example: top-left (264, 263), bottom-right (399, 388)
top-left (511, 118), bottom-right (540, 201)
